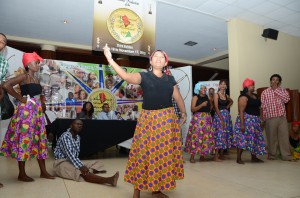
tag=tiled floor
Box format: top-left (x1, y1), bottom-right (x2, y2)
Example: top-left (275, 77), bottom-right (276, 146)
top-left (0, 148), bottom-right (299, 198)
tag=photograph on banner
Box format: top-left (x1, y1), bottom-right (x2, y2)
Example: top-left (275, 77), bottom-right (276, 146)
top-left (196, 80), bottom-right (220, 95)
top-left (38, 59), bottom-right (143, 120)
top-left (92, 0), bottom-right (156, 57)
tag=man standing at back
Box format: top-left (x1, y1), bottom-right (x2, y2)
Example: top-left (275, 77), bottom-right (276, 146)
top-left (0, 33), bottom-right (8, 188)
top-left (261, 74), bottom-right (292, 161)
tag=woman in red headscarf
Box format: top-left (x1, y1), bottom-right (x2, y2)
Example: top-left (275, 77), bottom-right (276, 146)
top-left (103, 44), bottom-right (186, 198)
top-left (289, 121), bottom-right (300, 160)
top-left (233, 78), bottom-right (266, 164)
top-left (0, 52), bottom-right (54, 182)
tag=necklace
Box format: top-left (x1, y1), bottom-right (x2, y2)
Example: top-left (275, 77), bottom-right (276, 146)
top-left (27, 73), bottom-right (37, 83)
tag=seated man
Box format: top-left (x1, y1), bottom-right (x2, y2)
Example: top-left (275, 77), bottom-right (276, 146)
top-left (97, 103), bottom-right (117, 120)
top-left (53, 119), bottom-right (119, 186)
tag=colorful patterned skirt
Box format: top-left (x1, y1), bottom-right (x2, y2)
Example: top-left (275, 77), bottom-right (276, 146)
top-left (212, 109), bottom-right (233, 149)
top-left (124, 107), bottom-right (184, 191)
top-left (292, 146), bottom-right (300, 160)
top-left (0, 98), bottom-right (48, 161)
top-left (184, 112), bottom-right (215, 155)
top-left (233, 113), bottom-right (266, 156)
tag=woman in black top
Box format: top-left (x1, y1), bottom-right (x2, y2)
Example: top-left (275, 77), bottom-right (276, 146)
top-left (233, 78), bottom-right (266, 164)
top-left (103, 44), bottom-right (186, 198)
top-left (184, 83), bottom-right (215, 162)
top-left (0, 52), bottom-right (54, 182)
top-left (212, 79), bottom-right (233, 161)
top-left (77, 101), bottom-right (95, 119)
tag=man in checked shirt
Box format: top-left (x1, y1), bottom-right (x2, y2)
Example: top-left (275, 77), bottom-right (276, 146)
top-left (261, 74), bottom-right (293, 161)
top-left (53, 119), bottom-right (119, 185)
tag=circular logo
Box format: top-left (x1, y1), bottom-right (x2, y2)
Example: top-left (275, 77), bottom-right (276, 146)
top-left (87, 88), bottom-right (116, 114)
top-left (107, 8), bottom-right (144, 44)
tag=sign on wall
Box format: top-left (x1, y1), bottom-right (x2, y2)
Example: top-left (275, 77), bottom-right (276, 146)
top-left (92, 0), bottom-right (156, 57)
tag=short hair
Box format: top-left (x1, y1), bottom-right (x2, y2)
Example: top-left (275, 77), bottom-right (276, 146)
top-left (72, 119), bottom-right (83, 125)
top-left (102, 103), bottom-right (109, 108)
top-left (0, 33), bottom-right (7, 44)
top-left (270, 74), bottom-right (282, 83)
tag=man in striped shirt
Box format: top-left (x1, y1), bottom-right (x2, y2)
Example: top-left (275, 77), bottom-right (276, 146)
top-left (54, 119), bottom-right (119, 185)
top-left (261, 74), bottom-right (292, 161)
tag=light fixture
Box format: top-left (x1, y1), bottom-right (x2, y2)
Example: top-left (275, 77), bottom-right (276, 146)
top-left (98, 0), bottom-right (102, 4)
top-left (63, 20), bottom-right (69, 24)
top-left (212, 48), bottom-right (217, 51)
top-left (148, 4), bottom-right (152, 14)
top-left (184, 41), bottom-right (198, 46)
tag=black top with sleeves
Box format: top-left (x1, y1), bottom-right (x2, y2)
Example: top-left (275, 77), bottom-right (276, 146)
top-left (195, 95), bottom-right (210, 113)
top-left (217, 93), bottom-right (228, 110)
top-left (140, 72), bottom-right (176, 110)
top-left (239, 93), bottom-right (261, 116)
top-left (20, 83), bottom-right (42, 97)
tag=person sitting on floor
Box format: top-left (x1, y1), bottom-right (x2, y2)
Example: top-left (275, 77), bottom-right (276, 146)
top-left (289, 121), bottom-right (300, 160)
top-left (53, 119), bottom-right (119, 186)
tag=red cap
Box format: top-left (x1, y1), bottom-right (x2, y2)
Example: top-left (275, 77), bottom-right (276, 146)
top-left (22, 52), bottom-right (43, 68)
top-left (243, 78), bottom-right (255, 88)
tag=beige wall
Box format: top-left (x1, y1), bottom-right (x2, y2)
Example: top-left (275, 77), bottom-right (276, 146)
top-left (228, 19), bottom-right (300, 122)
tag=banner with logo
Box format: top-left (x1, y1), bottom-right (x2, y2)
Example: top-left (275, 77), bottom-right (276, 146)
top-left (92, 0), bottom-right (156, 57)
top-left (39, 60), bottom-right (144, 120)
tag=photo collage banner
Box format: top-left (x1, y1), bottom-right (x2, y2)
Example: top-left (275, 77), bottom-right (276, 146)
top-left (39, 59), bottom-right (144, 120)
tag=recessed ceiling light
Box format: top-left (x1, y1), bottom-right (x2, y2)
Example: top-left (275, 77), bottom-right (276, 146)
top-left (213, 48), bottom-right (217, 51)
top-left (184, 41), bottom-right (198, 46)
top-left (63, 20), bottom-right (69, 24)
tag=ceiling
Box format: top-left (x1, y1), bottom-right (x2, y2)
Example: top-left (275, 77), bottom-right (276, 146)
top-left (1, 0), bottom-right (299, 68)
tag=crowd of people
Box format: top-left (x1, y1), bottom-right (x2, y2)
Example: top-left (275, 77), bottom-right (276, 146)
top-left (0, 35), bottom-right (299, 198)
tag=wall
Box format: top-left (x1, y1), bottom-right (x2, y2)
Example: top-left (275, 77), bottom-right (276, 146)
top-left (228, 19), bottom-right (300, 122)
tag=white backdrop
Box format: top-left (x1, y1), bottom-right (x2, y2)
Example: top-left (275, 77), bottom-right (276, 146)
top-left (0, 46), bottom-right (24, 144)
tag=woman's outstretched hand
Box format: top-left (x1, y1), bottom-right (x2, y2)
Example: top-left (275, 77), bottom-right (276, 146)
top-left (103, 44), bottom-right (113, 61)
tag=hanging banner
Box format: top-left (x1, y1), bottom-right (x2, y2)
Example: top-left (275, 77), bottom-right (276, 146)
top-left (39, 60), bottom-right (144, 120)
top-left (92, 0), bottom-right (156, 57)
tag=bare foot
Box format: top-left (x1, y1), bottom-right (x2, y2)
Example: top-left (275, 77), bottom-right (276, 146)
top-left (152, 191), bottom-right (169, 198)
top-left (133, 189), bottom-right (140, 198)
top-left (199, 156), bottom-right (206, 162)
top-left (40, 172), bottom-right (55, 179)
top-left (219, 155), bottom-right (226, 160)
top-left (236, 159), bottom-right (245, 164)
top-left (111, 171), bottom-right (119, 186)
top-left (213, 158), bottom-right (223, 162)
top-left (0, 182), bottom-right (3, 188)
top-left (18, 175), bottom-right (34, 182)
top-left (251, 158), bottom-right (264, 163)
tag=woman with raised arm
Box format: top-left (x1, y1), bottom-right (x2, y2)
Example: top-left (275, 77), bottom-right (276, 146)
top-left (103, 44), bottom-right (186, 198)
top-left (0, 52), bottom-right (54, 182)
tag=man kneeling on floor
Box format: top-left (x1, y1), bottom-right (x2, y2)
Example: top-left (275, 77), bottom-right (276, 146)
top-left (53, 119), bottom-right (119, 186)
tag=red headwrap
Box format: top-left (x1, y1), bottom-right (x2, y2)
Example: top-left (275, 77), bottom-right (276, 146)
top-left (22, 52), bottom-right (43, 68)
top-left (150, 50), bottom-right (169, 65)
top-left (292, 121), bottom-right (300, 127)
top-left (243, 78), bottom-right (255, 88)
